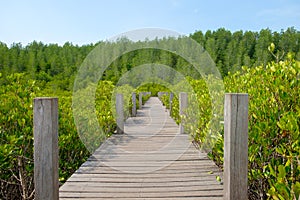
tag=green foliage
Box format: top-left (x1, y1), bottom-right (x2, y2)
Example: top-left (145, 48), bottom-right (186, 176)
top-left (0, 27), bottom-right (299, 199)
top-left (0, 27), bottom-right (299, 85)
top-left (225, 60), bottom-right (299, 199)
top-left (96, 81), bottom-right (116, 134)
top-left (72, 81), bottom-right (116, 152)
top-left (0, 74), bottom-right (37, 199)
top-left (183, 78), bottom-right (214, 148)
top-left (137, 83), bottom-right (169, 97)
top-left (191, 27), bottom-right (300, 75)
top-left (160, 93), bottom-right (180, 124)
top-left (164, 59), bottom-right (299, 199)
top-left (0, 74), bottom-right (90, 199)
top-left (46, 93), bottom-right (90, 184)
top-left (113, 84), bottom-right (135, 119)
top-left (159, 77), bottom-right (223, 152)
top-left (0, 75), bottom-right (119, 199)
top-left (169, 96), bottom-right (180, 123)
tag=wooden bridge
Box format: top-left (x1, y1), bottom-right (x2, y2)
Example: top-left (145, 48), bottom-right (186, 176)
top-left (59, 97), bottom-right (223, 199)
top-left (33, 93), bottom-right (248, 200)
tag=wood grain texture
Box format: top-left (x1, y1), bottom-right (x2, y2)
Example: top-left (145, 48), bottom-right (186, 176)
top-left (179, 92), bottom-right (188, 134)
top-left (116, 94), bottom-right (124, 134)
top-left (169, 92), bottom-right (174, 116)
top-left (132, 92), bottom-right (136, 117)
top-left (139, 93), bottom-right (143, 109)
top-left (60, 97), bottom-right (223, 199)
top-left (34, 97), bottom-right (59, 200)
top-left (224, 94), bottom-right (248, 200)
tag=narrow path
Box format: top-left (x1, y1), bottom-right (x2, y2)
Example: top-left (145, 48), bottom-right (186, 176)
top-left (59, 97), bottom-right (223, 199)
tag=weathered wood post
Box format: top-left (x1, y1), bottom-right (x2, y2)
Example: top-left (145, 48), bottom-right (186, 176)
top-left (179, 92), bottom-right (188, 134)
top-left (34, 97), bottom-right (59, 200)
top-left (157, 92), bottom-right (161, 98)
top-left (116, 94), bottom-right (124, 134)
top-left (132, 92), bottom-right (136, 117)
top-left (139, 92), bottom-right (143, 109)
top-left (224, 93), bottom-right (248, 200)
top-left (169, 92), bottom-right (174, 116)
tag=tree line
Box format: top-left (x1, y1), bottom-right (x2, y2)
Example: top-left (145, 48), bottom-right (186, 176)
top-left (0, 27), bottom-right (299, 90)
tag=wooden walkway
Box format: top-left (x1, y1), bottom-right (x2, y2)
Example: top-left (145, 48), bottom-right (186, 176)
top-left (59, 97), bottom-right (223, 199)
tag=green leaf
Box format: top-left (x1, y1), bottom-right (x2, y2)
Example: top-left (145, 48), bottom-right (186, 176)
top-left (216, 175), bottom-right (221, 182)
top-left (268, 42), bottom-right (275, 52)
top-left (293, 182), bottom-right (300, 200)
top-left (277, 165), bottom-right (286, 180)
top-left (284, 159), bottom-right (291, 168)
top-left (269, 163), bottom-right (276, 177)
top-left (277, 194), bottom-right (286, 200)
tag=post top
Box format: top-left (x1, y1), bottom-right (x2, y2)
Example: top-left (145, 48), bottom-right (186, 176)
top-left (34, 97), bottom-right (58, 100)
top-left (225, 93), bottom-right (248, 96)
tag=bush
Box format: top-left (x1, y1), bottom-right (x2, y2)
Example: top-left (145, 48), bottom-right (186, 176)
top-left (0, 75), bottom-right (120, 199)
top-left (224, 60), bottom-right (299, 199)
top-left (165, 60), bottom-right (300, 199)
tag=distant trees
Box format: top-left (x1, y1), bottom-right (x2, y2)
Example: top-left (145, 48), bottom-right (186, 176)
top-left (0, 27), bottom-right (299, 88)
top-left (0, 41), bottom-right (95, 89)
top-left (191, 27), bottom-right (300, 75)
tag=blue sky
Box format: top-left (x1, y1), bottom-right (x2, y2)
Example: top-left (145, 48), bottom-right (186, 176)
top-left (1, 0), bottom-right (300, 46)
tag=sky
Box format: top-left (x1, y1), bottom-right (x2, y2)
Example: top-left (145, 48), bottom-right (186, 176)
top-left (1, 0), bottom-right (300, 46)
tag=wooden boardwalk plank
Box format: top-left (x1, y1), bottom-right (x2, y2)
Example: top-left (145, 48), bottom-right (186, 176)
top-left (59, 97), bottom-right (223, 199)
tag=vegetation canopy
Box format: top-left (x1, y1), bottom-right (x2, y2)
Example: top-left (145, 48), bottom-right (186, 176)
top-left (0, 27), bottom-right (299, 199)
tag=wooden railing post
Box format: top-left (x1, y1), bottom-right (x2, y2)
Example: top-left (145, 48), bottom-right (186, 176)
top-left (157, 92), bottom-right (162, 98)
top-left (179, 92), bottom-right (188, 134)
top-left (116, 94), bottom-right (124, 134)
top-left (169, 92), bottom-right (174, 116)
top-left (158, 92), bottom-right (167, 98)
top-left (224, 93), bottom-right (248, 200)
top-left (139, 92), bottom-right (143, 109)
top-left (34, 97), bottom-right (59, 200)
top-left (132, 92), bottom-right (136, 117)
